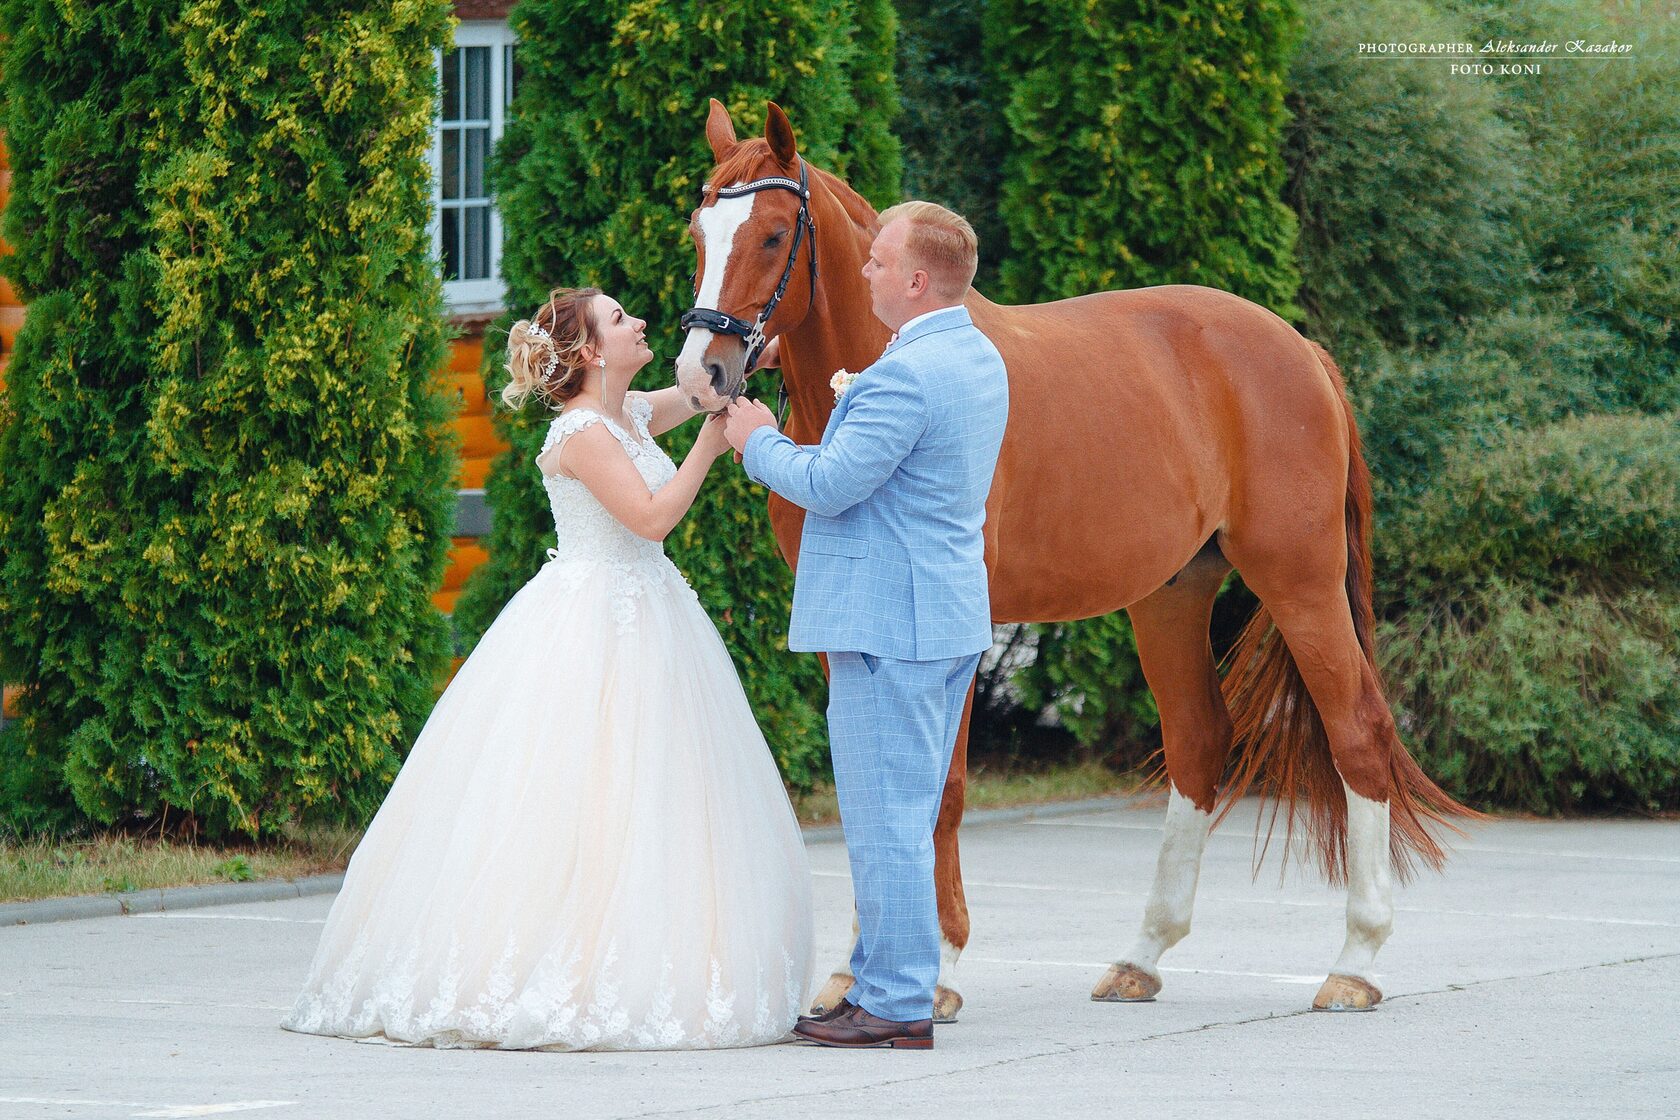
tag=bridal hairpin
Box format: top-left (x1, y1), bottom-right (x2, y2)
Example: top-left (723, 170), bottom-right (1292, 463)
top-left (527, 322), bottom-right (561, 380)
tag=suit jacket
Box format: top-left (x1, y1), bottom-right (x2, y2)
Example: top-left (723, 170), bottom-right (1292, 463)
top-left (743, 306), bottom-right (1009, 660)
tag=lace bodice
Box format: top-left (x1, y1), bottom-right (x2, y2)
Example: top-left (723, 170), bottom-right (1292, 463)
top-left (539, 395), bottom-right (677, 567)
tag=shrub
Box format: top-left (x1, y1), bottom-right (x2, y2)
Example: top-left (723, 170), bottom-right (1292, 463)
top-left (0, 0), bottom-right (182, 831)
top-left (895, 0), bottom-right (1009, 290)
top-left (985, 0), bottom-right (1304, 315)
top-left (1393, 412), bottom-right (1680, 602)
top-left (1381, 581), bottom-right (1680, 814)
top-left (455, 0), bottom-right (903, 788)
top-left (0, 0), bottom-right (456, 838)
top-left (1285, 0), bottom-right (1527, 356)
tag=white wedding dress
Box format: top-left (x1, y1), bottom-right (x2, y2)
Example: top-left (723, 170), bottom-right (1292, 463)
top-left (282, 395), bottom-right (815, 1050)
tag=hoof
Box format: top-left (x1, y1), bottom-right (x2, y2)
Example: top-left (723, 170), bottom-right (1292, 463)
top-left (1312, 973), bottom-right (1382, 1012)
top-left (809, 972), bottom-right (854, 1017)
top-left (933, 985), bottom-right (963, 1024)
top-left (1091, 963), bottom-right (1162, 1003)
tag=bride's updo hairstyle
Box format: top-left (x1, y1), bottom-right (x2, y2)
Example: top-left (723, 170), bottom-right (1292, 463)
top-left (502, 286), bottom-right (603, 409)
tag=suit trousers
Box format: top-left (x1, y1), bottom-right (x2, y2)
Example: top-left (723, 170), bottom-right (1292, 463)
top-left (825, 649), bottom-right (983, 1022)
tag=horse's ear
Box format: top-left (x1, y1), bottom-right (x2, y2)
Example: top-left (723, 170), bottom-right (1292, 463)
top-left (706, 98), bottom-right (738, 161)
top-left (765, 102), bottom-right (798, 167)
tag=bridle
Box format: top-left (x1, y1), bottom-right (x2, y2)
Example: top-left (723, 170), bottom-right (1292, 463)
top-left (679, 159), bottom-right (818, 422)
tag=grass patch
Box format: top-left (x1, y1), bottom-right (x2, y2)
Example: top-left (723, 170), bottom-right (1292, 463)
top-left (1, 762), bottom-right (1143, 903)
top-left (789, 759), bottom-right (1143, 825)
top-left (0, 827), bottom-right (359, 904)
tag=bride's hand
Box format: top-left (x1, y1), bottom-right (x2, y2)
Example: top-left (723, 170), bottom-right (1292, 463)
top-left (693, 411), bottom-right (733, 462)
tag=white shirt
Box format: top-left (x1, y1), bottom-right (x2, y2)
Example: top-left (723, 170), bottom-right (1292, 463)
top-left (893, 304), bottom-right (966, 340)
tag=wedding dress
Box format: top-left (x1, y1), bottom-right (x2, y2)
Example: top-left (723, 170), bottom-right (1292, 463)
top-left (282, 395), bottom-right (814, 1050)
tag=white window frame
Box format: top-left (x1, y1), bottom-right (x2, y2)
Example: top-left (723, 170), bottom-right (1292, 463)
top-left (432, 21), bottom-right (516, 316)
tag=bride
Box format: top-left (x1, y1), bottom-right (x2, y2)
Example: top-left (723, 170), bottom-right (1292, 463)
top-left (282, 286), bottom-right (814, 1051)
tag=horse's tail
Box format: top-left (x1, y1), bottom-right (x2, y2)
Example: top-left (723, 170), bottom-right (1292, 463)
top-left (1214, 338), bottom-right (1475, 885)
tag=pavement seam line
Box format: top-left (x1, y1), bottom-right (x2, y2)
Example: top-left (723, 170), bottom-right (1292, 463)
top-left (611, 951), bottom-right (1680, 1120)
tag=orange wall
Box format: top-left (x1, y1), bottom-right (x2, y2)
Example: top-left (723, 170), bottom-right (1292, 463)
top-left (432, 331), bottom-right (509, 612)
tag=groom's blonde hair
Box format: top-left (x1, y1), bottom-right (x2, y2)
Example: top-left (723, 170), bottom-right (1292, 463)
top-left (877, 201), bottom-right (978, 300)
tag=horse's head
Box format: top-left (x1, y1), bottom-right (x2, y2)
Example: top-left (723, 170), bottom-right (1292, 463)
top-left (675, 100), bottom-right (818, 412)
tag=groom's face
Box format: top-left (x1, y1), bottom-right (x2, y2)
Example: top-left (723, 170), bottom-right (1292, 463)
top-left (863, 219), bottom-right (920, 332)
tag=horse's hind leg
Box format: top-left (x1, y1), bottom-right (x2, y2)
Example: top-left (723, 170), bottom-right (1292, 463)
top-left (1093, 549), bottom-right (1233, 1003)
top-left (1231, 553), bottom-right (1396, 1011)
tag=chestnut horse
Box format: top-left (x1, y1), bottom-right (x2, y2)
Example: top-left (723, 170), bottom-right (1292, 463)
top-left (675, 100), bottom-right (1470, 1019)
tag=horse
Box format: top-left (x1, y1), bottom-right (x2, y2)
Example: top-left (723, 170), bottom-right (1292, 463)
top-left (673, 99), bottom-right (1473, 1020)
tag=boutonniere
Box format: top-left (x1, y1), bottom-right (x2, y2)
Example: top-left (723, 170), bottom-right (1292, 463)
top-left (830, 368), bottom-right (860, 401)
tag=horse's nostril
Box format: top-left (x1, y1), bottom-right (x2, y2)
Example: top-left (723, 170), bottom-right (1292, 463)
top-left (690, 395), bottom-right (703, 410)
top-left (706, 362), bottom-right (727, 393)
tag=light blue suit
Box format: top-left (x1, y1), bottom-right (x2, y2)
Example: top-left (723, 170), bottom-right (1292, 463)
top-left (744, 306), bottom-right (1008, 1021)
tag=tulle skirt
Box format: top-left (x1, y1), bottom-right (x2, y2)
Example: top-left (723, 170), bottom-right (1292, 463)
top-left (281, 556), bottom-right (815, 1050)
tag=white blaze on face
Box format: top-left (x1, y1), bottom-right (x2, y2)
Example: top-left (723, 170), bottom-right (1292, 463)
top-left (677, 191), bottom-right (758, 396)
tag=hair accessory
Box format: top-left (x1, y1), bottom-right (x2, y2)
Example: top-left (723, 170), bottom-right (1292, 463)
top-left (526, 321), bottom-right (561, 380)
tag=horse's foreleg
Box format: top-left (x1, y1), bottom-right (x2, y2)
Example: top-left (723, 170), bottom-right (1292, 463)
top-left (1094, 571), bottom-right (1232, 1003)
top-left (809, 910), bottom-right (859, 1015)
top-left (931, 682), bottom-right (976, 1022)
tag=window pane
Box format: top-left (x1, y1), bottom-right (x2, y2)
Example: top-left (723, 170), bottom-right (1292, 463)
top-left (465, 47), bottom-right (489, 121)
top-left (465, 206), bottom-right (489, 280)
top-left (505, 44), bottom-right (518, 108)
top-left (465, 127), bottom-right (487, 199)
top-left (442, 207), bottom-right (460, 281)
top-left (442, 48), bottom-right (461, 122)
top-left (441, 128), bottom-right (460, 199)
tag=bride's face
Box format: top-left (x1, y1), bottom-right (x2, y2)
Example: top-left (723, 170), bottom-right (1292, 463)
top-left (588, 295), bottom-right (653, 382)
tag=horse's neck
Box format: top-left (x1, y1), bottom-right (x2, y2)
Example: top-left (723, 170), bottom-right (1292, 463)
top-left (781, 174), bottom-right (887, 442)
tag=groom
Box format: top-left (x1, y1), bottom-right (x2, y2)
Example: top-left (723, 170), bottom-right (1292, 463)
top-left (724, 201), bottom-right (1009, 1049)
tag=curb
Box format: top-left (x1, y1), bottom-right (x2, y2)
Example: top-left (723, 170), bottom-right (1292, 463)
top-left (4, 874), bottom-right (346, 928)
top-left (3, 791), bottom-right (1155, 928)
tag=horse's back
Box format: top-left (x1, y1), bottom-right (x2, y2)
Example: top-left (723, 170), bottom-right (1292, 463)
top-left (967, 284), bottom-right (1348, 619)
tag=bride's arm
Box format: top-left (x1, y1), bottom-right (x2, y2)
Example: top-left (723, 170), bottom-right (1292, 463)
top-left (560, 415), bottom-right (730, 541)
top-left (631, 387), bottom-right (701, 438)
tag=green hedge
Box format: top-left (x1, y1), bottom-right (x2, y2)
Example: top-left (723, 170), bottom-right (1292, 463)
top-left (1381, 581), bottom-right (1680, 814)
top-left (895, 0), bottom-right (1009, 291)
top-left (985, 0), bottom-right (1303, 313)
top-left (455, 0), bottom-right (902, 788)
top-left (0, 1), bottom-right (456, 838)
top-left (0, 0), bottom-right (181, 835)
top-left (1395, 413), bottom-right (1680, 601)
top-left (1285, 0), bottom-right (1526, 356)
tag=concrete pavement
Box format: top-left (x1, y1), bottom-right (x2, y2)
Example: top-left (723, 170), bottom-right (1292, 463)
top-left (3, 796), bottom-right (1676, 1119)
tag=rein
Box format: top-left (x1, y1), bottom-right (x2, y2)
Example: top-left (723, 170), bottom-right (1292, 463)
top-left (679, 160), bottom-right (818, 425)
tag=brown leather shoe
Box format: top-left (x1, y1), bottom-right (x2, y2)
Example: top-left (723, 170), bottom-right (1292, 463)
top-left (792, 1004), bottom-right (934, 1049)
top-left (798, 997), bottom-right (855, 1024)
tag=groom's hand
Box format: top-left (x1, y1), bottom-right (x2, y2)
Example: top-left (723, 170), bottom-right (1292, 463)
top-left (724, 398), bottom-right (778, 455)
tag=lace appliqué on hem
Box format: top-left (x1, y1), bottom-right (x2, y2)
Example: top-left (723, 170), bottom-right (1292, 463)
top-left (281, 928), bottom-right (798, 1052)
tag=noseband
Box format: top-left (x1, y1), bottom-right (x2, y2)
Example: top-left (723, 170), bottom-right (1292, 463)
top-left (679, 160), bottom-right (818, 418)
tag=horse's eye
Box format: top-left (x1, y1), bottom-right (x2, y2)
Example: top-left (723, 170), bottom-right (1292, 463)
top-left (763, 232), bottom-right (786, 249)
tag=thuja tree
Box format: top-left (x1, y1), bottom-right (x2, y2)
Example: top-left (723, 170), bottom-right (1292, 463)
top-left (986, 0), bottom-right (1303, 313)
top-left (985, 0), bottom-right (1304, 761)
top-left (457, 0), bottom-right (901, 787)
top-left (0, 0), bottom-right (457, 838)
top-left (0, 0), bottom-right (178, 833)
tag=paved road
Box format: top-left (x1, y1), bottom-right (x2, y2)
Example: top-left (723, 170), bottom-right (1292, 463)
top-left (3, 797), bottom-right (1677, 1119)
